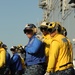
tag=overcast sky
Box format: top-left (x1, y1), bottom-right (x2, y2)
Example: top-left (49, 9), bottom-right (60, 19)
top-left (0, 0), bottom-right (43, 54)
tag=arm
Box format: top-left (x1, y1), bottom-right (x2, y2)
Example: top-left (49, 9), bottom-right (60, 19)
top-left (43, 39), bottom-right (51, 45)
top-left (0, 48), bottom-right (6, 68)
top-left (46, 41), bottom-right (60, 72)
top-left (25, 38), bottom-right (42, 54)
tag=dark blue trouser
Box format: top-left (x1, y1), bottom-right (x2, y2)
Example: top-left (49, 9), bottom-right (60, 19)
top-left (11, 70), bottom-right (22, 75)
top-left (50, 67), bottom-right (74, 75)
top-left (0, 67), bottom-right (6, 75)
top-left (23, 64), bottom-right (45, 75)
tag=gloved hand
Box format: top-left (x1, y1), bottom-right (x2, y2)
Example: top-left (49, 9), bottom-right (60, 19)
top-left (44, 72), bottom-right (50, 75)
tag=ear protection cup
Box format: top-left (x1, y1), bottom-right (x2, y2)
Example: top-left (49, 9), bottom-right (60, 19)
top-left (33, 28), bottom-right (37, 33)
top-left (0, 41), bottom-right (3, 47)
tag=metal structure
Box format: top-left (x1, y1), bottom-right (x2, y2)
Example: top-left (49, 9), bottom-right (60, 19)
top-left (39, 0), bottom-right (75, 21)
top-left (39, 0), bottom-right (51, 22)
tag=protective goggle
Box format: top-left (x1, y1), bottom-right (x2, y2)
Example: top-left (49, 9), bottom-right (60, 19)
top-left (10, 48), bottom-right (16, 51)
top-left (23, 29), bottom-right (33, 34)
top-left (40, 27), bottom-right (48, 32)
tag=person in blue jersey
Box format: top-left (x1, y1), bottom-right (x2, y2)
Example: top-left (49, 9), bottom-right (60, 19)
top-left (10, 46), bottom-right (22, 75)
top-left (2, 44), bottom-right (11, 75)
top-left (23, 24), bottom-right (46, 75)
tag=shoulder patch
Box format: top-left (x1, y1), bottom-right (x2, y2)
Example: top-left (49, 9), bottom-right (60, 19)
top-left (62, 38), bottom-right (68, 42)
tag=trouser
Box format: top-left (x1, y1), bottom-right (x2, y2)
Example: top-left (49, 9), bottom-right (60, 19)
top-left (11, 70), bottom-right (22, 75)
top-left (0, 67), bottom-right (6, 75)
top-left (4, 67), bottom-right (10, 75)
top-left (23, 64), bottom-right (46, 75)
top-left (0, 74), bottom-right (4, 75)
top-left (50, 67), bottom-right (74, 75)
top-left (15, 71), bottom-right (22, 75)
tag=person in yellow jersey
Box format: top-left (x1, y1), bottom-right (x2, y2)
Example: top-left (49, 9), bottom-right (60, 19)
top-left (56, 23), bottom-right (73, 67)
top-left (39, 21), bottom-right (51, 64)
top-left (0, 41), bottom-right (6, 75)
top-left (44, 22), bottom-right (74, 75)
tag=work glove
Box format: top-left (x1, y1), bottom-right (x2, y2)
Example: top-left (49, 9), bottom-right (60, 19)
top-left (44, 72), bottom-right (50, 75)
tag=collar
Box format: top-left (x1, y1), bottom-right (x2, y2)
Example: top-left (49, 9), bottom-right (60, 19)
top-left (13, 52), bottom-right (17, 55)
top-left (42, 34), bottom-right (50, 38)
top-left (29, 34), bottom-right (36, 41)
top-left (52, 33), bottom-right (59, 39)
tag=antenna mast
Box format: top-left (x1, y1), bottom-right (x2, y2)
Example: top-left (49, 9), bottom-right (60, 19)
top-left (39, 0), bottom-right (51, 22)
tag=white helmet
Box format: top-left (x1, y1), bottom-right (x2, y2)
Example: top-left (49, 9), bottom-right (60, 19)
top-left (40, 21), bottom-right (49, 27)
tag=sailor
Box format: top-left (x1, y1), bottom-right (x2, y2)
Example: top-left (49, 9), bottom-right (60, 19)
top-left (17, 45), bottom-right (26, 74)
top-left (39, 21), bottom-right (51, 67)
top-left (10, 46), bottom-right (23, 75)
top-left (23, 24), bottom-right (46, 75)
top-left (44, 22), bottom-right (74, 75)
top-left (0, 41), bottom-right (6, 75)
top-left (56, 23), bottom-right (73, 68)
top-left (2, 44), bottom-right (11, 75)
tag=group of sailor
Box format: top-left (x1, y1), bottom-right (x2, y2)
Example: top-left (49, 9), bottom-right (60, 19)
top-left (0, 21), bottom-right (74, 75)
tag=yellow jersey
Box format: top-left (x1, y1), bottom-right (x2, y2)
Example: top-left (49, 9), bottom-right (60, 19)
top-left (46, 34), bottom-right (73, 72)
top-left (42, 34), bottom-right (51, 64)
top-left (42, 34), bottom-right (51, 57)
top-left (0, 48), bottom-right (6, 68)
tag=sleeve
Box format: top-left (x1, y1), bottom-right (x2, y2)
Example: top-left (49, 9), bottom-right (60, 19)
top-left (25, 38), bottom-right (42, 54)
top-left (43, 39), bottom-right (51, 45)
top-left (7, 53), bottom-right (11, 60)
top-left (6, 53), bottom-right (11, 66)
top-left (46, 41), bottom-right (60, 72)
top-left (11, 55), bottom-right (19, 64)
top-left (0, 48), bottom-right (6, 68)
top-left (69, 40), bottom-right (73, 62)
